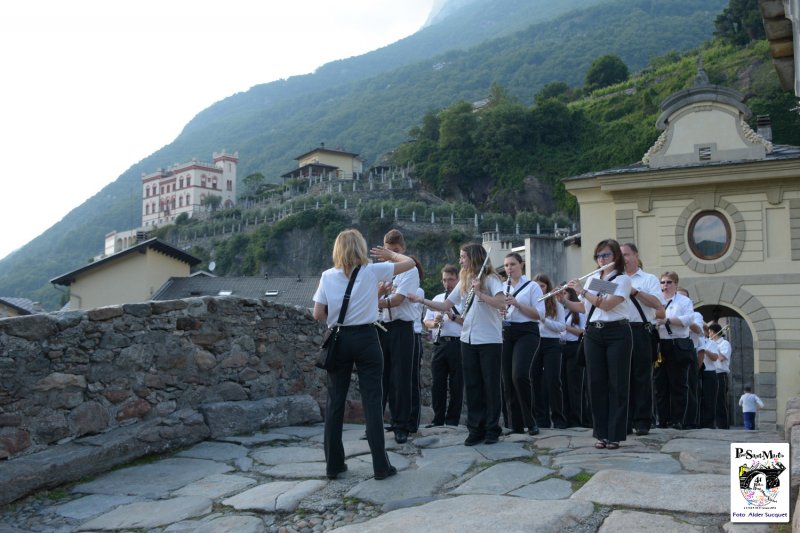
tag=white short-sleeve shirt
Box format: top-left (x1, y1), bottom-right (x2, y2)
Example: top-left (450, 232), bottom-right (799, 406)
top-left (505, 276), bottom-right (545, 324)
top-left (313, 262), bottom-right (394, 328)
top-left (447, 275), bottom-right (504, 345)
top-left (562, 309), bottom-right (586, 342)
top-left (659, 293), bottom-right (694, 339)
top-left (539, 302), bottom-right (566, 338)
top-left (626, 268), bottom-right (666, 323)
top-left (702, 337), bottom-right (720, 369)
top-left (424, 292), bottom-right (462, 338)
top-left (581, 270), bottom-right (632, 322)
top-left (379, 267), bottom-right (420, 323)
top-left (413, 287), bottom-right (425, 334)
top-left (716, 337), bottom-right (732, 373)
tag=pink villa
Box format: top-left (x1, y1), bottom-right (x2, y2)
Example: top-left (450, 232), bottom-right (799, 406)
top-left (141, 151), bottom-right (238, 228)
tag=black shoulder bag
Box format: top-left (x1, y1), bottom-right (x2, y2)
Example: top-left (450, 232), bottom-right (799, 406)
top-left (631, 292), bottom-right (661, 361)
top-left (316, 265), bottom-right (361, 370)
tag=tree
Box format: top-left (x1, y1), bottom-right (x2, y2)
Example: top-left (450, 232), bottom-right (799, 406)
top-left (242, 172), bottom-right (266, 198)
top-left (201, 194), bottom-right (222, 212)
top-left (534, 81), bottom-right (573, 106)
top-left (585, 54), bottom-right (629, 92)
top-left (714, 0), bottom-right (765, 46)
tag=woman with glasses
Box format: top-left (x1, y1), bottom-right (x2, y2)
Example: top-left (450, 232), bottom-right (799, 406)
top-left (410, 243), bottom-right (506, 446)
top-left (564, 239), bottom-right (632, 450)
top-left (654, 271), bottom-right (696, 430)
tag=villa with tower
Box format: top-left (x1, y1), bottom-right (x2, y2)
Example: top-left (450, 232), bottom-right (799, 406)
top-left (141, 151), bottom-right (239, 228)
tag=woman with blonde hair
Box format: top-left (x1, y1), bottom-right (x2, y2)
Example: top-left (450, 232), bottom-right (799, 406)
top-left (313, 229), bottom-right (414, 480)
top-left (410, 243), bottom-right (506, 445)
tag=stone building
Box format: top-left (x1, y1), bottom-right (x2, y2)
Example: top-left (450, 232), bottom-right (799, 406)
top-left (141, 151), bottom-right (238, 228)
top-left (563, 65), bottom-right (800, 429)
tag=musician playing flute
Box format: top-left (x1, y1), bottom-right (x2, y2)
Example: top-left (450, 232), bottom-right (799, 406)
top-left (709, 323), bottom-right (732, 429)
top-left (501, 252), bottom-right (545, 435)
top-left (564, 239), bottom-right (633, 450)
top-left (422, 265), bottom-right (463, 428)
top-left (410, 243), bottom-right (506, 446)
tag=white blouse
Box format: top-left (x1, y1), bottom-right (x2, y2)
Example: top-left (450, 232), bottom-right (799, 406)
top-left (562, 308), bottom-right (586, 342)
top-left (424, 292), bottom-right (462, 338)
top-left (539, 302), bottom-right (566, 338)
top-left (505, 275), bottom-right (546, 324)
top-left (626, 268), bottom-right (666, 323)
top-left (313, 262), bottom-right (394, 328)
top-left (447, 275), bottom-right (504, 345)
top-left (581, 270), bottom-right (632, 322)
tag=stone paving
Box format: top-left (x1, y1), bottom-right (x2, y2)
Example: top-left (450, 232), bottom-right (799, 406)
top-left (0, 423), bottom-right (786, 532)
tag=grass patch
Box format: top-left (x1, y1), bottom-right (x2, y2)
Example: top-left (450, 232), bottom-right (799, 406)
top-left (34, 488), bottom-right (70, 502)
top-left (571, 471), bottom-right (593, 490)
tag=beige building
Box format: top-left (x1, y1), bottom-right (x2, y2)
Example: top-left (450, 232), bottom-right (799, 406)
top-left (563, 67), bottom-right (800, 429)
top-left (0, 297), bottom-right (41, 317)
top-left (282, 144), bottom-right (364, 180)
top-left (51, 239), bottom-right (200, 310)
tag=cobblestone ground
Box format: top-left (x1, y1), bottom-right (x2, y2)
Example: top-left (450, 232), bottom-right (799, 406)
top-left (0, 423), bottom-right (788, 532)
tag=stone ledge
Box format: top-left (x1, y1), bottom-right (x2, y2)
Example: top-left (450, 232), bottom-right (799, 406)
top-left (199, 394), bottom-right (322, 439)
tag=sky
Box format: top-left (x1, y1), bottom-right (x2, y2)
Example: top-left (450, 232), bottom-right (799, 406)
top-left (0, 0), bottom-right (435, 261)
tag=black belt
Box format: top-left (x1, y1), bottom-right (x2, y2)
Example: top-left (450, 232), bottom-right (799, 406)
top-left (564, 340), bottom-right (580, 344)
top-left (440, 336), bottom-right (460, 342)
top-left (629, 322), bottom-right (648, 328)
top-left (339, 324), bottom-right (375, 330)
top-left (502, 321), bottom-right (539, 328)
top-left (587, 319), bottom-right (629, 329)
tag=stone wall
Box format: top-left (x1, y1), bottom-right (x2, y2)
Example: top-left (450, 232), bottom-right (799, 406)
top-left (0, 297), bottom-right (335, 459)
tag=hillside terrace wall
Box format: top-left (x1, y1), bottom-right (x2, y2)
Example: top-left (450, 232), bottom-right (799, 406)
top-left (0, 297), bottom-right (384, 461)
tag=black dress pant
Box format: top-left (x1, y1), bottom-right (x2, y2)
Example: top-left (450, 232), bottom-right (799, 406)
top-left (501, 322), bottom-right (540, 432)
top-left (655, 338), bottom-right (694, 427)
top-left (531, 337), bottom-right (567, 428)
top-left (684, 359), bottom-right (700, 428)
top-left (563, 340), bottom-right (591, 427)
top-left (325, 326), bottom-right (391, 475)
top-left (461, 342), bottom-right (502, 439)
top-left (700, 370), bottom-right (718, 428)
top-left (409, 333), bottom-right (422, 432)
top-left (430, 337), bottom-right (463, 426)
top-left (584, 322), bottom-right (632, 443)
top-left (628, 324), bottom-right (654, 432)
top-left (379, 320), bottom-right (415, 432)
top-left (715, 372), bottom-right (730, 429)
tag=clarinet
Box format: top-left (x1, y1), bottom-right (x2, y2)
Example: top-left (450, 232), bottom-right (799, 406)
top-left (461, 249), bottom-right (493, 318)
top-left (503, 276), bottom-right (512, 319)
top-left (433, 290), bottom-right (450, 346)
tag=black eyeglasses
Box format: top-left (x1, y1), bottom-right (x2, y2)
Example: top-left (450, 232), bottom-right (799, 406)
top-left (594, 252), bottom-right (614, 260)
top-left (661, 280), bottom-right (674, 285)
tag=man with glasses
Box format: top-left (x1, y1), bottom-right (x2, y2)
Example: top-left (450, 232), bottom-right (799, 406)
top-left (655, 272), bottom-right (695, 429)
top-left (621, 243), bottom-right (665, 435)
top-left (423, 265), bottom-right (463, 427)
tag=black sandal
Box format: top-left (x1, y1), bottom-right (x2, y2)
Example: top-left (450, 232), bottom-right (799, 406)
top-left (594, 440), bottom-right (607, 449)
top-left (606, 442), bottom-right (620, 450)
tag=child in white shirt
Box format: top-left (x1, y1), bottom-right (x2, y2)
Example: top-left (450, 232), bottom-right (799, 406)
top-left (738, 386), bottom-right (764, 430)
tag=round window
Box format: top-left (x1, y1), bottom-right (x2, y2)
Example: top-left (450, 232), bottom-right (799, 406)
top-left (688, 211), bottom-right (731, 260)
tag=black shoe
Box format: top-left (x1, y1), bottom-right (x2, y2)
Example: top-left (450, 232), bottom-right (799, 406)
top-left (384, 425), bottom-right (395, 432)
top-left (527, 426), bottom-right (540, 436)
top-left (425, 423), bottom-right (443, 428)
top-left (464, 434), bottom-right (484, 446)
top-left (374, 465), bottom-right (397, 480)
top-left (670, 422), bottom-right (683, 430)
top-left (484, 434), bottom-right (499, 445)
top-left (394, 430), bottom-right (408, 444)
top-left (326, 463), bottom-right (348, 480)
top-left (634, 427), bottom-right (649, 436)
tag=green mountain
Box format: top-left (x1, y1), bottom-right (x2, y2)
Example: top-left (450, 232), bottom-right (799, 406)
top-left (0, 0), bottom-right (729, 308)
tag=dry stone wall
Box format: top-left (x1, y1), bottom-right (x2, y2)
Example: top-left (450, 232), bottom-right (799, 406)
top-left (0, 297), bottom-right (334, 459)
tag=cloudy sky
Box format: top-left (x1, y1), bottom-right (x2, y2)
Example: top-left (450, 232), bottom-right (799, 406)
top-left (0, 0), bottom-right (435, 260)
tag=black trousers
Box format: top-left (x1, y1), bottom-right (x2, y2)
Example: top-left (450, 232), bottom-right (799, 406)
top-left (325, 326), bottom-right (391, 475)
top-left (655, 338), bottom-right (694, 427)
top-left (461, 342), bottom-right (502, 439)
top-left (379, 320), bottom-right (415, 432)
top-left (684, 359), bottom-right (700, 428)
top-left (584, 322), bottom-right (632, 443)
top-left (700, 369), bottom-right (718, 428)
top-left (715, 372), bottom-right (730, 429)
top-left (501, 322), bottom-right (540, 432)
top-left (409, 333), bottom-right (422, 432)
top-left (531, 337), bottom-right (567, 428)
top-left (628, 324), bottom-right (654, 432)
top-left (563, 340), bottom-right (591, 427)
top-left (430, 337), bottom-right (463, 426)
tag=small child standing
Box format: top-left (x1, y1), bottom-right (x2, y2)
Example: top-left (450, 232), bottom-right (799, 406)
top-left (739, 386), bottom-right (764, 430)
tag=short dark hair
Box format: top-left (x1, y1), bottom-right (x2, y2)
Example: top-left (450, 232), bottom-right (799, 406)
top-left (709, 323), bottom-right (723, 335)
top-left (442, 264), bottom-right (458, 276)
top-left (744, 386), bottom-right (752, 393)
top-left (384, 229), bottom-right (405, 247)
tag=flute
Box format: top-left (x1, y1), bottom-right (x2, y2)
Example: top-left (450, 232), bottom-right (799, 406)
top-left (537, 263), bottom-right (614, 302)
top-left (503, 276), bottom-right (513, 318)
top-left (708, 323), bottom-right (730, 340)
top-left (461, 247), bottom-right (492, 318)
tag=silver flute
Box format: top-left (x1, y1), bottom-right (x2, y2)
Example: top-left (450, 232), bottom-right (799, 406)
top-left (461, 247), bottom-right (492, 317)
top-left (433, 290), bottom-right (451, 345)
top-left (537, 263), bottom-right (614, 302)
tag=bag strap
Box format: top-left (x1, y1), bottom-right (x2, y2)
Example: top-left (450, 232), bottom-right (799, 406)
top-left (335, 265), bottom-right (361, 326)
top-left (512, 280), bottom-right (532, 297)
top-left (585, 272), bottom-right (619, 325)
top-left (630, 293), bottom-right (648, 323)
top-left (664, 298), bottom-right (673, 335)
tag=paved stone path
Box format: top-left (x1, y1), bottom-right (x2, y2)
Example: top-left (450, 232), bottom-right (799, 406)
top-left (0, 423), bottom-right (783, 532)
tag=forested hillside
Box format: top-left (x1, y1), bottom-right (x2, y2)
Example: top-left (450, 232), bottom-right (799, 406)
top-left (0, 0), bottom-right (744, 308)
